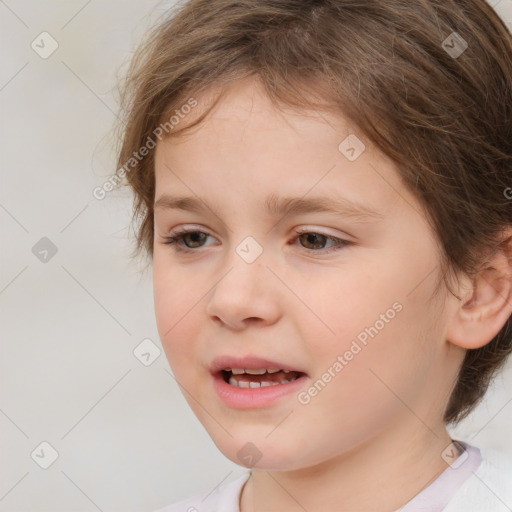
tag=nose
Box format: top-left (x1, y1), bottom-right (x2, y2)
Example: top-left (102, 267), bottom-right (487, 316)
top-left (205, 250), bottom-right (283, 330)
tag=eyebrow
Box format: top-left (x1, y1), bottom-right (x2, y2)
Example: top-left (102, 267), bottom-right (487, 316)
top-left (154, 193), bottom-right (384, 223)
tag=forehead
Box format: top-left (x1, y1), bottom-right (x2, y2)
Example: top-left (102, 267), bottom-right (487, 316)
top-left (153, 78), bottom-right (418, 221)
top-left (157, 76), bottom-right (364, 160)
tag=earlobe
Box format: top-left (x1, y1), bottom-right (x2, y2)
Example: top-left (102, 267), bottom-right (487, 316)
top-left (447, 232), bottom-right (512, 350)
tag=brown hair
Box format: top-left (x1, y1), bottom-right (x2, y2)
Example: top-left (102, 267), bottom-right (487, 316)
top-left (115, 0), bottom-right (512, 425)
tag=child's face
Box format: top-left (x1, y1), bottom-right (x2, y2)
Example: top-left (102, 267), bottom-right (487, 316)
top-left (152, 77), bottom-right (463, 470)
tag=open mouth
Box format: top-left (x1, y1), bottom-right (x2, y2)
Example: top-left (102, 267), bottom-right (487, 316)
top-left (221, 368), bottom-right (306, 388)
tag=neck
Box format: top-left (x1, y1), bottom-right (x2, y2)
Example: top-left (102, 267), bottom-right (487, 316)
top-left (240, 418), bottom-right (454, 512)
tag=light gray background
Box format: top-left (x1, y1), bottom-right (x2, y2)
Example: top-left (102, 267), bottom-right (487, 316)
top-left (1, 1), bottom-right (511, 511)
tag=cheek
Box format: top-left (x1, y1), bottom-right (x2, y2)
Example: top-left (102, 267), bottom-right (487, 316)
top-left (310, 241), bottom-right (439, 364)
top-left (153, 260), bottom-right (178, 333)
top-left (153, 257), bottom-right (202, 369)
top-left (298, 266), bottom-right (396, 356)
top-left (300, 264), bottom-right (438, 412)
top-left (294, 317), bottom-right (431, 458)
top-left (153, 252), bottom-right (201, 325)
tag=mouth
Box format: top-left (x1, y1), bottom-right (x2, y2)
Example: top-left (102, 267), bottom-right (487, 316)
top-left (210, 355), bottom-right (309, 408)
top-left (220, 368), bottom-right (306, 388)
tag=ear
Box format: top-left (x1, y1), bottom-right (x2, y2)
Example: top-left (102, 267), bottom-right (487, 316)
top-left (446, 229), bottom-right (512, 350)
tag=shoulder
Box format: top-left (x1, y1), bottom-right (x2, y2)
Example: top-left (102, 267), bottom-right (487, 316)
top-left (152, 472), bottom-right (251, 512)
top-left (443, 445), bottom-right (512, 512)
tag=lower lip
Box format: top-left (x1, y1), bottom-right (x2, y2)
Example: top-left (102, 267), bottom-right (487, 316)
top-left (212, 372), bottom-right (308, 409)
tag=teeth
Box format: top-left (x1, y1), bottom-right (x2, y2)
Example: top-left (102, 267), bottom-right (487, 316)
top-left (227, 368), bottom-right (287, 375)
top-left (228, 376), bottom-right (298, 388)
top-left (244, 368), bottom-right (267, 375)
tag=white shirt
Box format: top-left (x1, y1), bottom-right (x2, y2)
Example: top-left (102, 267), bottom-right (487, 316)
top-left (154, 442), bottom-right (512, 512)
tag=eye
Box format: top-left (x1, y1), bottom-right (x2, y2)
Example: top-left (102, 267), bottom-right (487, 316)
top-left (162, 228), bottom-right (215, 252)
top-left (293, 229), bottom-right (352, 254)
top-left (162, 227), bottom-right (352, 255)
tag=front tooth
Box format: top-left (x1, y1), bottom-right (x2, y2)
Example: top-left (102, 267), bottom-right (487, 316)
top-left (231, 368), bottom-right (245, 375)
top-left (267, 368), bottom-right (281, 373)
top-left (244, 368), bottom-right (267, 375)
top-left (249, 381), bottom-right (261, 388)
top-left (238, 380), bottom-right (250, 388)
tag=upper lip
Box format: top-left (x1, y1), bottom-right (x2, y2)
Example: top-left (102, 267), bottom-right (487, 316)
top-left (210, 355), bottom-right (307, 375)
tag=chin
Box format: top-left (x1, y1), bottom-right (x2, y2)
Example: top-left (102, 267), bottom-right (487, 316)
top-left (210, 434), bottom-right (309, 471)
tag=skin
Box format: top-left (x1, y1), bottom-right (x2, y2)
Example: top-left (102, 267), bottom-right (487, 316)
top-left (152, 76), bottom-right (512, 512)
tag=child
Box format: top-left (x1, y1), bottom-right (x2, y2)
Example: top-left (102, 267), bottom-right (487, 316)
top-left (116, 0), bottom-right (512, 510)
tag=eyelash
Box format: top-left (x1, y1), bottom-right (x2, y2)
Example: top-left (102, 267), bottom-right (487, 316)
top-left (162, 228), bottom-right (352, 255)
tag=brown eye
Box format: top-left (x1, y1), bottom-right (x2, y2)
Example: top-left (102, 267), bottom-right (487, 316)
top-left (293, 230), bottom-right (353, 254)
top-left (163, 229), bottom-right (214, 252)
top-left (181, 231), bottom-right (207, 248)
top-left (298, 233), bottom-right (328, 250)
